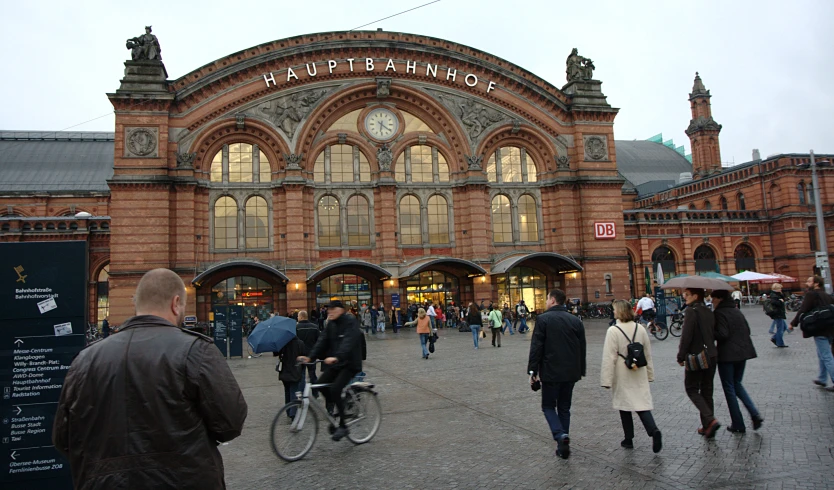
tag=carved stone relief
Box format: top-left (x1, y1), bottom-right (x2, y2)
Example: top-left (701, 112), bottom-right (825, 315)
top-left (583, 135), bottom-right (608, 161)
top-left (376, 77), bottom-right (391, 98)
top-left (429, 90), bottom-right (508, 141)
top-left (284, 153), bottom-right (304, 169)
top-left (252, 88), bottom-right (330, 139)
top-left (556, 155), bottom-right (570, 170)
top-left (176, 152), bottom-right (196, 168)
top-left (466, 155), bottom-right (483, 170)
top-left (124, 127), bottom-right (158, 158)
top-left (377, 144), bottom-right (394, 171)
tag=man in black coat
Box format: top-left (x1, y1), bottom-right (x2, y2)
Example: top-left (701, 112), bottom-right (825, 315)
top-left (295, 310), bottom-right (320, 385)
top-left (299, 300), bottom-right (364, 441)
top-left (712, 290), bottom-right (763, 433)
top-left (527, 289), bottom-right (586, 459)
top-left (790, 276), bottom-right (834, 391)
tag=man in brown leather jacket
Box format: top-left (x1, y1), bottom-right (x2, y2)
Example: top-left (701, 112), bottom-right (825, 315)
top-left (53, 269), bottom-right (248, 489)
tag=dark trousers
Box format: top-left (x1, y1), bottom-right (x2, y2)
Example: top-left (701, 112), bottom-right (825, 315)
top-left (717, 361), bottom-right (760, 429)
top-left (491, 327), bottom-right (501, 346)
top-left (282, 381), bottom-right (301, 417)
top-left (620, 410), bottom-right (658, 440)
top-left (316, 367), bottom-right (358, 427)
top-left (541, 381), bottom-right (575, 441)
top-left (303, 364), bottom-right (318, 385)
top-left (684, 363), bottom-right (717, 428)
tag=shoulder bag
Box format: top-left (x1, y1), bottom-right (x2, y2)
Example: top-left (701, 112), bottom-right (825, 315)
top-left (685, 306), bottom-right (711, 371)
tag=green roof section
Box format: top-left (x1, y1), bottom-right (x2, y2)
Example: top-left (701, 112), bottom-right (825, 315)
top-left (645, 133), bottom-right (691, 163)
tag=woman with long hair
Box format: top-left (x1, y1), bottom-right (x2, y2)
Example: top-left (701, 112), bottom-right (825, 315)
top-left (466, 302), bottom-right (482, 349)
top-left (404, 308), bottom-right (433, 359)
top-left (601, 300), bottom-right (662, 452)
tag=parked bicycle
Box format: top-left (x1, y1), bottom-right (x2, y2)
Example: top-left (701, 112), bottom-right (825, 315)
top-left (85, 323), bottom-right (101, 343)
top-left (270, 362), bottom-right (382, 462)
top-left (667, 311), bottom-right (683, 337)
top-left (785, 294), bottom-right (803, 312)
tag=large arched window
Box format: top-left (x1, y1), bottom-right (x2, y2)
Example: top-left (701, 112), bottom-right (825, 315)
top-left (214, 196), bottom-right (238, 249)
top-left (209, 143), bottom-right (271, 184)
top-left (491, 195), bottom-right (512, 243)
top-left (704, 200), bottom-right (712, 210)
top-left (694, 244), bottom-right (718, 273)
top-left (518, 195), bottom-right (539, 242)
top-left (737, 193), bottom-right (746, 210)
top-left (486, 146), bottom-right (538, 183)
top-left (346, 195), bottom-right (370, 246)
top-left (427, 195), bottom-right (449, 245)
top-left (734, 243), bottom-right (756, 273)
top-left (96, 264), bottom-right (109, 326)
top-left (395, 145), bottom-right (449, 183)
top-left (651, 246), bottom-right (676, 281)
top-left (399, 195), bottom-right (422, 245)
top-left (410, 145), bottom-right (433, 183)
top-left (330, 144), bottom-right (354, 183)
top-left (317, 196), bottom-right (341, 247)
top-left (807, 183), bottom-right (815, 205)
top-left (798, 183), bottom-right (806, 205)
top-left (244, 196), bottom-right (268, 249)
top-left (313, 144), bottom-right (371, 184)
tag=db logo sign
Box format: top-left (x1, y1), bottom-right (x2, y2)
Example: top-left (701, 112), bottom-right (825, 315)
top-left (594, 222), bottom-right (616, 239)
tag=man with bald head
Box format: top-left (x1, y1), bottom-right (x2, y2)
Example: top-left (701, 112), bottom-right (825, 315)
top-left (53, 268), bottom-right (248, 489)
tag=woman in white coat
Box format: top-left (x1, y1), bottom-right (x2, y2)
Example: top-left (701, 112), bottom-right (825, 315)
top-left (601, 300), bottom-right (663, 453)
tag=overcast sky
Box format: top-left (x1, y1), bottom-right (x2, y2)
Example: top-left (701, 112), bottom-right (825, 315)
top-left (1, 0), bottom-right (831, 165)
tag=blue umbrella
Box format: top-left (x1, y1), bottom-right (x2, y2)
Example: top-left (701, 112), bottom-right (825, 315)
top-left (247, 316), bottom-right (297, 354)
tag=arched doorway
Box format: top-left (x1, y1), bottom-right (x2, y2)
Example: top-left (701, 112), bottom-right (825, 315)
top-left (734, 244), bottom-right (756, 273)
top-left (694, 245), bottom-right (719, 274)
top-left (307, 260), bottom-right (393, 313)
top-left (496, 266), bottom-right (547, 313)
top-left (651, 246), bottom-right (676, 282)
top-left (192, 260), bottom-right (289, 321)
top-left (403, 271), bottom-right (460, 309)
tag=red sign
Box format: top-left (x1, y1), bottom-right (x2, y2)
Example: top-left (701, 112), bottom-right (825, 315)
top-left (241, 291), bottom-right (264, 298)
top-left (594, 222), bottom-right (616, 239)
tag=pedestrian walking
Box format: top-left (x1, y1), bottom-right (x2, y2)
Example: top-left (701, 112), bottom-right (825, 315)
top-left (53, 269), bottom-right (247, 489)
top-left (361, 305), bottom-right (372, 334)
top-left (295, 310), bottom-right (320, 386)
top-left (516, 300), bottom-right (530, 333)
top-left (711, 290), bottom-right (764, 433)
top-left (467, 302), bottom-right (482, 349)
top-left (676, 287), bottom-right (721, 438)
top-left (768, 284), bottom-right (789, 346)
top-left (732, 289), bottom-right (743, 309)
top-left (528, 289), bottom-right (586, 459)
top-left (426, 302), bottom-right (437, 330)
top-left (790, 276), bottom-right (834, 391)
top-left (276, 335), bottom-right (307, 418)
top-left (101, 316), bottom-right (110, 338)
top-left (502, 303), bottom-right (515, 335)
top-left (377, 302), bottom-right (387, 332)
top-left (488, 305), bottom-right (503, 347)
top-left (600, 300), bottom-right (662, 453)
top-left (404, 308), bottom-right (433, 359)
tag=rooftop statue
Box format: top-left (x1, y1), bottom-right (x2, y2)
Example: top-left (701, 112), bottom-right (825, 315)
top-left (126, 26), bottom-right (162, 61)
top-left (566, 48), bottom-right (594, 82)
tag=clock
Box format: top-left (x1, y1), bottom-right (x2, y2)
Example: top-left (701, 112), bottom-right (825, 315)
top-left (364, 108), bottom-right (399, 141)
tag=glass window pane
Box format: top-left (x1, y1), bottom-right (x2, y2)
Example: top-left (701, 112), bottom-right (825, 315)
top-left (214, 196), bottom-right (238, 249)
top-left (358, 151), bottom-right (371, 183)
top-left (486, 154), bottom-right (497, 182)
top-left (401, 112), bottom-right (435, 133)
top-left (526, 154), bottom-right (538, 183)
top-left (400, 195), bottom-right (422, 245)
top-left (346, 195), bottom-right (370, 246)
top-left (437, 152), bottom-right (449, 182)
top-left (210, 150), bottom-right (223, 182)
top-left (518, 195), bottom-right (539, 242)
top-left (327, 109), bottom-right (362, 132)
top-left (228, 143), bottom-right (254, 183)
top-left (330, 145), bottom-right (353, 183)
top-left (410, 145), bottom-right (433, 183)
top-left (491, 195), bottom-right (512, 243)
top-left (428, 195), bottom-right (449, 245)
top-left (395, 153), bottom-right (406, 182)
top-left (314, 151), bottom-right (325, 183)
top-left (259, 150), bottom-right (271, 183)
top-left (245, 196), bottom-right (269, 249)
top-left (501, 147), bottom-right (522, 183)
top-left (318, 196), bottom-right (341, 247)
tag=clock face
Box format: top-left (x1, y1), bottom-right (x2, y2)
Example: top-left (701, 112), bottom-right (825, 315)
top-left (365, 108), bottom-right (399, 140)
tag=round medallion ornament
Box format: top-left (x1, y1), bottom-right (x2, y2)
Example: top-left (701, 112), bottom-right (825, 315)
top-left (127, 128), bottom-right (157, 156)
top-left (585, 136), bottom-right (606, 160)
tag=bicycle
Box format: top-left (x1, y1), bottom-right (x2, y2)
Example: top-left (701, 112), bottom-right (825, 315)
top-left (270, 362), bottom-right (382, 462)
top-left (668, 311), bottom-right (683, 337)
top-left (637, 314), bottom-right (668, 340)
top-left (785, 294), bottom-right (802, 312)
top-left (85, 323), bottom-right (101, 343)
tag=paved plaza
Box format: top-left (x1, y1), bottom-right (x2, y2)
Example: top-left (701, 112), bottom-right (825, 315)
top-left (220, 307), bottom-right (834, 489)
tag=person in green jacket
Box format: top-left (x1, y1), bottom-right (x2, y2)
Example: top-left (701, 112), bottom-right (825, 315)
top-left (488, 305), bottom-right (504, 347)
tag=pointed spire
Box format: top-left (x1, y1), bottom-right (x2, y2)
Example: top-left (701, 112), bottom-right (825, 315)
top-left (691, 72), bottom-right (709, 97)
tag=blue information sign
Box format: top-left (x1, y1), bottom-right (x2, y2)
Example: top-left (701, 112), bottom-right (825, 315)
top-left (391, 293), bottom-right (400, 308)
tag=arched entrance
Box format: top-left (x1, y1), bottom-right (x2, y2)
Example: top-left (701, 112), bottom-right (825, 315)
top-left (651, 246), bottom-right (677, 282)
top-left (307, 260), bottom-right (392, 312)
top-left (694, 245), bottom-right (719, 274)
top-left (491, 252), bottom-right (583, 313)
top-left (192, 259), bottom-right (289, 321)
top-left (398, 258), bottom-right (487, 311)
top-left (734, 244), bottom-right (756, 273)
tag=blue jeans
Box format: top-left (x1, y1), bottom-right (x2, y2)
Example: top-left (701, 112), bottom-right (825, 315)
top-left (771, 318), bottom-right (787, 346)
top-left (503, 318), bottom-right (514, 334)
top-left (471, 325), bottom-right (481, 348)
top-left (420, 333), bottom-right (430, 357)
top-left (814, 336), bottom-right (834, 384)
top-left (717, 361), bottom-right (760, 430)
top-left (517, 316), bottom-right (528, 332)
top-left (283, 380), bottom-right (301, 417)
top-left (541, 381), bottom-right (575, 441)
top-left (769, 318), bottom-right (777, 334)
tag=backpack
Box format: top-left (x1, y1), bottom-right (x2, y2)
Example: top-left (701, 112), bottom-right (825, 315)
top-left (763, 298), bottom-right (777, 317)
top-left (614, 325), bottom-right (648, 370)
top-left (458, 320), bottom-right (471, 332)
top-left (800, 304), bottom-right (834, 337)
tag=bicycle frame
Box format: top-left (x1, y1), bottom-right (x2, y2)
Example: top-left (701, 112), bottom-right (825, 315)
top-left (290, 363), bottom-right (373, 432)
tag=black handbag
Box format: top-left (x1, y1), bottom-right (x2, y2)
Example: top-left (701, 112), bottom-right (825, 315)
top-left (684, 307), bottom-right (711, 372)
top-left (800, 304), bottom-right (834, 336)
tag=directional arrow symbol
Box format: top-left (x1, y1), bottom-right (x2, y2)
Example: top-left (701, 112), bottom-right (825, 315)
top-left (11, 451), bottom-right (18, 460)
top-left (14, 406), bottom-right (21, 415)
top-left (14, 339), bottom-right (23, 346)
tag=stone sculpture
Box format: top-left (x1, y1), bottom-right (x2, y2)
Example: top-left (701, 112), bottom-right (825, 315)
top-left (566, 48), bottom-right (594, 82)
top-left (126, 26), bottom-right (162, 61)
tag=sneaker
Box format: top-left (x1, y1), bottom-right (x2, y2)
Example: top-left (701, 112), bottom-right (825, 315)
top-left (652, 430), bottom-right (662, 453)
top-left (331, 426), bottom-right (349, 441)
top-left (621, 438), bottom-right (633, 449)
top-left (556, 435), bottom-right (570, 459)
top-left (813, 379), bottom-right (826, 387)
top-left (752, 417), bottom-right (764, 431)
top-left (704, 419), bottom-right (721, 439)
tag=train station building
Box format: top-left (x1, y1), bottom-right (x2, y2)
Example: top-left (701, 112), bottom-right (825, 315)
top-left (0, 30), bottom-right (830, 324)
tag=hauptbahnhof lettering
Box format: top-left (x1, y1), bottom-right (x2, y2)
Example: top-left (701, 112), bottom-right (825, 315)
top-left (0, 30), bottom-right (830, 326)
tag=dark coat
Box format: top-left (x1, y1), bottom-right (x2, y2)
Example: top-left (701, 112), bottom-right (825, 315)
top-left (295, 320), bottom-right (320, 354)
top-left (713, 300), bottom-right (757, 363)
top-left (308, 312), bottom-right (364, 372)
top-left (791, 288), bottom-right (834, 337)
top-left (527, 305), bottom-right (587, 383)
top-left (53, 315), bottom-right (247, 490)
top-left (467, 308), bottom-right (483, 326)
top-left (676, 303), bottom-right (717, 363)
top-left (768, 291), bottom-right (787, 320)
top-left (278, 337), bottom-right (306, 383)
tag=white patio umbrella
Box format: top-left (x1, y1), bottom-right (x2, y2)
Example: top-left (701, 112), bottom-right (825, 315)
top-left (656, 263), bottom-right (664, 286)
top-left (731, 271), bottom-right (780, 302)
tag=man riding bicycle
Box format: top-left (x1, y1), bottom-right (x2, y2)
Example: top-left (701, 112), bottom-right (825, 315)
top-left (636, 293), bottom-right (656, 325)
top-left (298, 299), bottom-right (363, 442)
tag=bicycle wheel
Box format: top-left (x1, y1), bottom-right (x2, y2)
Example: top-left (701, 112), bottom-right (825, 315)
top-left (270, 401), bottom-right (318, 462)
top-left (345, 388), bottom-right (382, 444)
top-left (669, 320), bottom-right (683, 337)
top-left (652, 321), bottom-right (669, 340)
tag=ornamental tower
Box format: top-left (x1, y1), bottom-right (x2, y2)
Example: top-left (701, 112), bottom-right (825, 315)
top-left (685, 72), bottom-right (722, 179)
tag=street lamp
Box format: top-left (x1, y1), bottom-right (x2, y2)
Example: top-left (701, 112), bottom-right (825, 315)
top-left (801, 151), bottom-right (832, 294)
